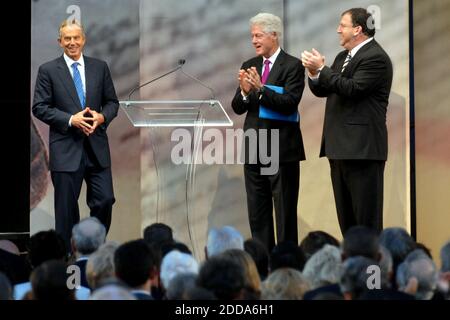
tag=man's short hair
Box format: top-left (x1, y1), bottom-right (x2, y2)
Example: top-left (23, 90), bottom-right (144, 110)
top-left (114, 239), bottom-right (158, 288)
top-left (342, 8), bottom-right (376, 37)
top-left (58, 19), bottom-right (85, 39)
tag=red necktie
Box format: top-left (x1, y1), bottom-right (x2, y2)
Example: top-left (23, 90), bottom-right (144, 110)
top-left (261, 60), bottom-right (271, 84)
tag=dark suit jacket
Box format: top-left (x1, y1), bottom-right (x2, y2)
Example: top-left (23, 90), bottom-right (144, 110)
top-left (231, 49), bottom-right (306, 163)
top-left (32, 55), bottom-right (119, 172)
top-left (74, 259), bottom-right (89, 289)
top-left (309, 40), bottom-right (393, 160)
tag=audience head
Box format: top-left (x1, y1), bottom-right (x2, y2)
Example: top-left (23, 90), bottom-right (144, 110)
top-left (379, 227), bottom-right (416, 269)
top-left (205, 226), bottom-right (244, 258)
top-left (86, 241), bottom-right (120, 290)
top-left (302, 244), bottom-right (342, 290)
top-left (221, 249), bottom-right (261, 299)
top-left (89, 283), bottom-right (136, 300)
top-left (28, 230), bottom-right (67, 268)
top-left (396, 249), bottom-right (438, 300)
top-left (342, 226), bottom-right (380, 261)
top-left (114, 239), bottom-right (158, 289)
top-left (165, 273), bottom-right (197, 300)
top-left (300, 231), bottom-right (340, 261)
top-left (197, 255), bottom-right (246, 300)
top-left (71, 217), bottom-right (106, 256)
top-left (441, 240), bottom-right (450, 272)
top-left (269, 241), bottom-right (306, 272)
top-left (378, 245), bottom-right (394, 288)
top-left (143, 223), bottom-right (174, 248)
top-left (261, 268), bottom-right (310, 300)
top-left (244, 238), bottom-right (269, 281)
top-left (160, 250), bottom-right (199, 290)
top-left (340, 256), bottom-right (379, 300)
top-left (161, 241), bottom-right (192, 258)
top-left (30, 260), bottom-right (75, 300)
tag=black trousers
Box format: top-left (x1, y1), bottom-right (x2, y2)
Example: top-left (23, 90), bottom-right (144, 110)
top-left (51, 140), bottom-right (115, 250)
top-left (244, 162), bottom-right (299, 253)
top-left (329, 159), bottom-right (385, 236)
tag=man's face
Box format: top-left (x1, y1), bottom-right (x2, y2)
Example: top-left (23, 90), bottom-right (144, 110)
top-left (251, 24), bottom-right (278, 58)
top-left (58, 24), bottom-right (85, 61)
top-left (337, 13), bottom-right (359, 50)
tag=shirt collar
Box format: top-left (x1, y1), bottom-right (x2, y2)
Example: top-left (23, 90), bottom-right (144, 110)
top-left (263, 46), bottom-right (281, 66)
top-left (64, 53), bottom-right (85, 68)
top-left (349, 37), bottom-right (373, 58)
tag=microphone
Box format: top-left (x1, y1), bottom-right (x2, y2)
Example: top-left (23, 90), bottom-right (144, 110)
top-left (127, 59), bottom-right (186, 102)
top-left (179, 61), bottom-right (217, 104)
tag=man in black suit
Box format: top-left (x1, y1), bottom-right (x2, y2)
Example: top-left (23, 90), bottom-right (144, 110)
top-left (232, 13), bottom-right (305, 252)
top-left (32, 19), bottom-right (119, 250)
top-left (302, 8), bottom-right (393, 234)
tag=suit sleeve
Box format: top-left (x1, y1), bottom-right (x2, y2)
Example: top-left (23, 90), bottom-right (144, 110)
top-left (32, 65), bottom-right (72, 134)
top-left (258, 60), bottom-right (305, 115)
top-left (99, 61), bottom-right (119, 129)
top-left (318, 53), bottom-right (391, 98)
top-left (308, 56), bottom-right (341, 98)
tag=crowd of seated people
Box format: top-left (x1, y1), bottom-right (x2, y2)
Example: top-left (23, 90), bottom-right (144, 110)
top-left (1, 220), bottom-right (450, 301)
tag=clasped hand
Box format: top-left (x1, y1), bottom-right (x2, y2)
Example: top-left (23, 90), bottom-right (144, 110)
top-left (71, 107), bottom-right (105, 136)
top-left (238, 67), bottom-right (263, 96)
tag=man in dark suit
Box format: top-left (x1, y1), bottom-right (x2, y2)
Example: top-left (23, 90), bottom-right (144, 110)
top-left (301, 8), bottom-right (393, 235)
top-left (32, 19), bottom-right (119, 250)
top-left (232, 13), bottom-right (305, 252)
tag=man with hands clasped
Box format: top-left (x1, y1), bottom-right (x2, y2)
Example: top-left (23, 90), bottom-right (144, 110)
top-left (32, 19), bottom-right (119, 251)
top-left (232, 12), bottom-right (305, 252)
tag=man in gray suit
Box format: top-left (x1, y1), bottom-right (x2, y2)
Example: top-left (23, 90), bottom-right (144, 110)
top-left (302, 8), bottom-right (393, 235)
top-left (32, 19), bottom-right (119, 250)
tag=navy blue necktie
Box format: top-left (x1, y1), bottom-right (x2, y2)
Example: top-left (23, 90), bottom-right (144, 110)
top-left (71, 62), bottom-right (85, 108)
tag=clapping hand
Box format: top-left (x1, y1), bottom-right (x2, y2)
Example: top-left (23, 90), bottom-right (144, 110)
top-left (301, 48), bottom-right (325, 76)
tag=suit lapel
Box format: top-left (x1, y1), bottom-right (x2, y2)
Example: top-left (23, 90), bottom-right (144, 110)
top-left (265, 50), bottom-right (285, 85)
top-left (56, 56), bottom-right (82, 108)
top-left (84, 57), bottom-right (95, 108)
top-left (342, 40), bottom-right (377, 74)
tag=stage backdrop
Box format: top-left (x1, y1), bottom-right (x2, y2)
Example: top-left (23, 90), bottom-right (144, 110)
top-left (31, 0), bottom-right (410, 261)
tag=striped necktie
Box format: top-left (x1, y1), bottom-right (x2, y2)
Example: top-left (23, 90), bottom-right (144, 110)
top-left (71, 62), bottom-right (85, 108)
top-left (341, 53), bottom-right (352, 73)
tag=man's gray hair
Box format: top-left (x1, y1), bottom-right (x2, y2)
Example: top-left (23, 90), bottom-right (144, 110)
top-left (250, 12), bottom-right (283, 40)
top-left (86, 241), bottom-right (120, 290)
top-left (206, 226), bottom-right (244, 257)
top-left (396, 249), bottom-right (438, 300)
top-left (303, 244), bottom-right (342, 290)
top-left (72, 217), bottom-right (106, 255)
top-left (440, 240), bottom-right (450, 272)
top-left (160, 250), bottom-right (199, 289)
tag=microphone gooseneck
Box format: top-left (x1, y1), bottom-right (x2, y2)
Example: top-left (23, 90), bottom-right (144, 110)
top-left (127, 59), bottom-right (186, 101)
